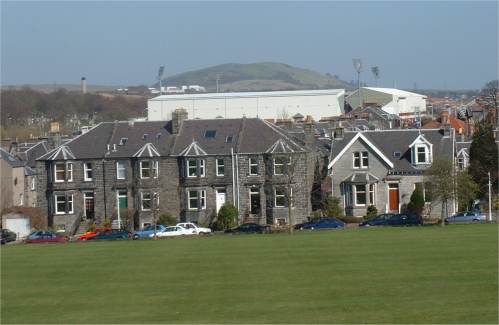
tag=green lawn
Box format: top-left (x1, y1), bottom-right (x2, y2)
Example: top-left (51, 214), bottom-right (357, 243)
top-left (1, 224), bottom-right (497, 324)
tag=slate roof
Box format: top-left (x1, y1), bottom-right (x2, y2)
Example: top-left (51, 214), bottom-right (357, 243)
top-left (38, 118), bottom-right (307, 161)
top-left (15, 141), bottom-right (49, 168)
top-left (0, 148), bottom-right (25, 168)
top-left (330, 129), bottom-right (454, 173)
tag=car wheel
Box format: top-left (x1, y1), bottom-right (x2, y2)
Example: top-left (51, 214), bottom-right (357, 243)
top-left (472, 219), bottom-right (479, 223)
top-left (133, 235), bottom-right (139, 240)
top-left (299, 227), bottom-right (304, 230)
top-left (310, 227), bottom-right (314, 230)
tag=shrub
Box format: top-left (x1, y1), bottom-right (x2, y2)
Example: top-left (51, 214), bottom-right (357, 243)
top-left (214, 203), bottom-right (238, 230)
top-left (87, 223), bottom-right (97, 232)
top-left (102, 217), bottom-right (112, 228)
top-left (407, 187), bottom-right (425, 215)
top-left (365, 205), bottom-right (378, 220)
top-left (322, 196), bottom-right (344, 217)
top-left (311, 210), bottom-right (323, 221)
top-left (158, 213), bottom-right (177, 226)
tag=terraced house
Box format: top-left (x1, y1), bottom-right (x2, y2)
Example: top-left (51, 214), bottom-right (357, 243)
top-left (36, 109), bottom-right (325, 234)
top-left (328, 127), bottom-right (456, 218)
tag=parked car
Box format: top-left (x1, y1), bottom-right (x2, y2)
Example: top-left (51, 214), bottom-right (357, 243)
top-left (176, 222), bottom-right (212, 235)
top-left (296, 217), bottom-right (345, 230)
top-left (152, 226), bottom-right (191, 238)
top-left (387, 213), bottom-right (422, 226)
top-left (1, 229), bottom-right (17, 244)
top-left (445, 211), bottom-right (486, 224)
top-left (132, 225), bottom-right (168, 239)
top-left (86, 229), bottom-right (131, 240)
top-left (225, 223), bottom-right (270, 234)
top-left (25, 231), bottom-right (68, 244)
top-left (359, 214), bottom-right (396, 227)
top-left (77, 228), bottom-right (112, 241)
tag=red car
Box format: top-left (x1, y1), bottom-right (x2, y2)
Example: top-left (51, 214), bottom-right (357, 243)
top-left (25, 231), bottom-right (68, 244)
top-left (77, 228), bottom-right (112, 241)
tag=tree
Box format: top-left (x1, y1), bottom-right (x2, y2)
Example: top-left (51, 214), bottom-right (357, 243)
top-left (469, 121), bottom-right (498, 197)
top-left (407, 186), bottom-right (425, 215)
top-left (322, 196), bottom-right (344, 217)
top-left (158, 212), bottom-right (177, 226)
top-left (215, 203), bottom-right (238, 230)
top-left (456, 171), bottom-right (480, 211)
top-left (424, 157), bottom-right (455, 226)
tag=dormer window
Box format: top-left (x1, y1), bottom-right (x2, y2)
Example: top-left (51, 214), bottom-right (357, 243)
top-left (119, 138), bottom-right (128, 145)
top-left (409, 134), bottom-right (433, 165)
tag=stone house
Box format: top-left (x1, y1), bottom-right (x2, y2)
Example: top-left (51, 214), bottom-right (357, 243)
top-left (36, 110), bottom-right (324, 233)
top-left (328, 127), bottom-right (455, 218)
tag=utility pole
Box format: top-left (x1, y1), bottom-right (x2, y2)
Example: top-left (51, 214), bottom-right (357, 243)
top-left (488, 172), bottom-right (492, 222)
top-left (216, 74), bottom-right (220, 93)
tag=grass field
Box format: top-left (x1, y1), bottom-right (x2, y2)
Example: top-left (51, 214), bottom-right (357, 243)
top-left (1, 225), bottom-right (497, 324)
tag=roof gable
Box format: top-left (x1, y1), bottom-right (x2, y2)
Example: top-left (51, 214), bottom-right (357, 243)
top-left (409, 134), bottom-right (432, 148)
top-left (328, 132), bottom-right (394, 169)
top-left (42, 145), bottom-right (76, 161)
top-left (133, 143), bottom-right (160, 158)
top-left (178, 141), bottom-right (207, 156)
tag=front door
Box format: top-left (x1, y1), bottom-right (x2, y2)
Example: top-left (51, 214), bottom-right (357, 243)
top-left (250, 188), bottom-right (261, 215)
top-left (83, 192), bottom-right (95, 219)
top-left (216, 189), bottom-right (226, 213)
top-left (388, 183), bottom-right (399, 212)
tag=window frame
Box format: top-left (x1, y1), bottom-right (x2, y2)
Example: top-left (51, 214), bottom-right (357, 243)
top-left (54, 194), bottom-right (73, 215)
top-left (116, 161), bottom-right (126, 180)
top-left (249, 157), bottom-right (258, 176)
top-left (354, 184), bottom-right (367, 206)
top-left (274, 187), bottom-right (286, 208)
top-left (187, 159), bottom-right (197, 178)
top-left (216, 158), bottom-right (225, 177)
top-left (273, 156), bottom-right (290, 175)
top-left (54, 162), bottom-right (65, 183)
top-left (414, 144), bottom-right (430, 165)
top-left (141, 192), bottom-right (152, 211)
top-left (353, 151), bottom-right (369, 169)
top-left (83, 162), bottom-right (93, 181)
top-left (30, 177), bottom-right (36, 191)
top-left (187, 189), bottom-right (206, 210)
top-left (140, 160), bottom-right (152, 179)
top-left (66, 163), bottom-right (73, 182)
top-left (369, 183), bottom-right (376, 205)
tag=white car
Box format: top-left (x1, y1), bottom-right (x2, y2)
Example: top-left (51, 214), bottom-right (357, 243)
top-left (150, 226), bottom-right (190, 238)
top-left (176, 222), bottom-right (212, 235)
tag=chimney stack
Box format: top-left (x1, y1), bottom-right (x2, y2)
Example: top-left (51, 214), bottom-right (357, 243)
top-left (172, 108), bottom-right (188, 134)
top-left (334, 127), bottom-right (344, 140)
top-left (303, 115), bottom-right (315, 147)
top-left (441, 110), bottom-right (449, 125)
top-left (81, 77), bottom-right (87, 94)
top-left (275, 118), bottom-right (293, 129)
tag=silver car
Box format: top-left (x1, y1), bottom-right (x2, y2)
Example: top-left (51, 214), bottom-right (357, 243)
top-left (445, 211), bottom-right (486, 224)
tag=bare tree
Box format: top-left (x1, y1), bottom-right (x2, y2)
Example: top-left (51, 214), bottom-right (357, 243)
top-left (424, 157), bottom-right (455, 226)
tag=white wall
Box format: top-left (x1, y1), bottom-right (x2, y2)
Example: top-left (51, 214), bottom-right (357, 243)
top-left (147, 90), bottom-right (345, 121)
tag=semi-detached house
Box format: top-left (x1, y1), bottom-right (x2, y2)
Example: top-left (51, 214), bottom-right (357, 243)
top-left (36, 110), bottom-right (324, 234)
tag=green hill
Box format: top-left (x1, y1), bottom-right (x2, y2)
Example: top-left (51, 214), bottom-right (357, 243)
top-left (163, 62), bottom-right (351, 92)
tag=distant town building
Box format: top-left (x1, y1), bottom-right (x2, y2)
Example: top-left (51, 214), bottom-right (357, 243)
top-left (147, 89), bottom-right (345, 121)
top-left (346, 87), bottom-right (427, 119)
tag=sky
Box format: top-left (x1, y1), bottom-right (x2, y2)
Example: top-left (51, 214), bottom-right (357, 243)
top-left (1, 1), bottom-right (497, 89)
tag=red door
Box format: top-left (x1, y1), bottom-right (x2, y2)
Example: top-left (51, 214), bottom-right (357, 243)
top-left (388, 184), bottom-right (399, 212)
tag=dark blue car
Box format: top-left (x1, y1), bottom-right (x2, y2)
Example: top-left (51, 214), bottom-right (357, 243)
top-left (296, 217), bottom-right (345, 230)
top-left (359, 214), bottom-right (396, 227)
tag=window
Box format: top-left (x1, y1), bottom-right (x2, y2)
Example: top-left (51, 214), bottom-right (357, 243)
top-left (186, 159), bottom-right (205, 178)
top-left (84, 162), bottom-right (93, 181)
top-left (226, 135), bottom-right (233, 143)
top-left (354, 184), bottom-right (366, 206)
top-left (369, 184), bottom-right (376, 205)
top-left (199, 159), bottom-right (205, 177)
top-left (204, 130), bottom-right (217, 138)
top-left (119, 137), bottom-right (128, 145)
top-left (54, 162), bottom-right (66, 182)
top-left (152, 161), bottom-right (159, 178)
top-left (457, 157), bottom-right (465, 170)
top-left (54, 194), bottom-right (73, 214)
top-left (249, 157), bottom-right (258, 176)
top-left (353, 152), bottom-right (368, 168)
top-left (66, 163), bottom-right (73, 182)
top-left (393, 151), bottom-right (401, 158)
top-left (216, 158), bottom-right (225, 176)
top-left (116, 161), bottom-right (126, 179)
top-left (141, 192), bottom-right (152, 211)
top-left (273, 157), bottom-right (290, 175)
top-left (140, 161), bottom-right (151, 178)
top-left (416, 146), bottom-right (427, 164)
top-left (274, 187), bottom-right (286, 207)
top-left (31, 177), bottom-right (36, 191)
top-left (188, 190), bottom-right (206, 210)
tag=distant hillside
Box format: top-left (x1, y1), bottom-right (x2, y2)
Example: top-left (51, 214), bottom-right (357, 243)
top-left (163, 62), bottom-right (352, 92)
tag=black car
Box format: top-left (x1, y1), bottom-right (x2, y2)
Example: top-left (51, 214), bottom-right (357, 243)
top-left (225, 223), bottom-right (270, 234)
top-left (295, 217), bottom-right (345, 230)
top-left (387, 213), bottom-right (422, 226)
top-left (1, 229), bottom-right (17, 244)
top-left (359, 214), bottom-right (396, 227)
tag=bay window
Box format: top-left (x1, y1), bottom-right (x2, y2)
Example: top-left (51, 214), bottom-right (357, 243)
top-left (188, 190), bottom-right (206, 210)
top-left (354, 184), bottom-right (366, 206)
top-left (54, 194), bottom-right (73, 214)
